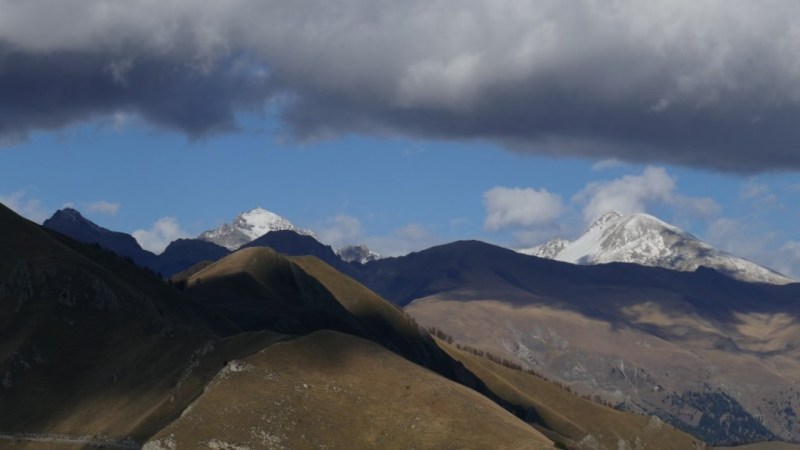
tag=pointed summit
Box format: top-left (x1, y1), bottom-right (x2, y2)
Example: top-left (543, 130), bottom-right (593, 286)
top-left (199, 207), bottom-right (315, 251)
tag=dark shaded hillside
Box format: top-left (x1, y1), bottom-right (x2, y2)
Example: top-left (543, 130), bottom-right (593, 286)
top-left (355, 240), bottom-right (800, 320)
top-left (154, 238), bottom-right (230, 276)
top-left (0, 203), bottom-right (257, 442)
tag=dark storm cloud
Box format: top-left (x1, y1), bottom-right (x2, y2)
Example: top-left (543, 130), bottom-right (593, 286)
top-left (3, 0), bottom-right (800, 171)
top-left (0, 45), bottom-right (276, 138)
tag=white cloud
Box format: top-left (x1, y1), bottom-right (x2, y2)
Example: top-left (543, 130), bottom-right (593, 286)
top-left (365, 223), bottom-right (440, 257)
top-left (704, 217), bottom-right (800, 279)
top-left (483, 186), bottom-right (565, 231)
top-left (591, 158), bottom-right (625, 171)
top-left (316, 213), bottom-right (440, 257)
top-left (739, 178), bottom-right (778, 208)
top-left (316, 214), bottom-right (364, 248)
top-left (777, 241), bottom-right (800, 279)
top-left (574, 166), bottom-right (720, 224)
top-left (0, 191), bottom-right (50, 223)
top-left (740, 179), bottom-right (769, 200)
top-left (84, 200), bottom-right (120, 215)
top-left (574, 167), bottom-right (674, 223)
top-left (132, 217), bottom-right (189, 254)
top-left (705, 218), bottom-right (772, 259)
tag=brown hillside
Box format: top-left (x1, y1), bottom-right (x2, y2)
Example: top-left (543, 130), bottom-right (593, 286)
top-left (145, 330), bottom-right (555, 450)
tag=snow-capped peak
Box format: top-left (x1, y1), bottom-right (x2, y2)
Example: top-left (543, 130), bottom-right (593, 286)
top-left (519, 211), bottom-right (794, 285)
top-left (199, 207), bottom-right (315, 251)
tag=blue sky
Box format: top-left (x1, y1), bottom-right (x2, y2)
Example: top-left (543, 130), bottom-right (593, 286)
top-left (3, 1), bottom-right (800, 277)
top-left (3, 113), bottom-right (800, 278)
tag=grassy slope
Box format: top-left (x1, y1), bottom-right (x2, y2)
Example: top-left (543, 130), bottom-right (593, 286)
top-left (146, 330), bottom-right (554, 450)
top-left (439, 340), bottom-right (706, 450)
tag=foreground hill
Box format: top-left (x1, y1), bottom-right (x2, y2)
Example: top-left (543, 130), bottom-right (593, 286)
top-left (145, 330), bottom-right (554, 450)
top-left (183, 247), bottom-right (521, 412)
top-left (355, 240), bottom-right (800, 445)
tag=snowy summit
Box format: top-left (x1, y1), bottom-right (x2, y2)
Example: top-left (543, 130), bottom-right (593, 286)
top-left (199, 207), bottom-right (315, 251)
top-left (520, 212), bottom-right (794, 285)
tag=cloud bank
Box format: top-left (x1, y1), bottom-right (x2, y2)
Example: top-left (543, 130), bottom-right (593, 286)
top-left (132, 216), bottom-right (189, 254)
top-left (4, 1), bottom-right (800, 170)
top-left (483, 187), bottom-right (564, 230)
top-left (574, 166), bottom-right (720, 224)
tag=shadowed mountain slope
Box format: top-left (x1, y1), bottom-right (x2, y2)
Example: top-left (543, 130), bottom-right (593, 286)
top-left (154, 238), bottom-right (230, 277)
top-left (0, 203), bottom-right (276, 444)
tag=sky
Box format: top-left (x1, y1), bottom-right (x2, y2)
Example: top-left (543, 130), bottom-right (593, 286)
top-left (3, 1), bottom-right (800, 277)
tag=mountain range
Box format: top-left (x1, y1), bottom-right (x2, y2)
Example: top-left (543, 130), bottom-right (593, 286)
top-left (25, 202), bottom-right (800, 447)
top-left (520, 211), bottom-right (793, 285)
top-left (0, 202), bottom-right (708, 449)
top-left (353, 240), bottom-right (800, 444)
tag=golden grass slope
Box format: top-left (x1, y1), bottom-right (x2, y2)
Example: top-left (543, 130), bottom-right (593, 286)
top-left (439, 340), bottom-right (706, 450)
top-left (146, 330), bottom-right (554, 450)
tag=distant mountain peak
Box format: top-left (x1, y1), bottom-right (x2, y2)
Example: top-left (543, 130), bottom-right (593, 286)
top-left (43, 207), bottom-right (156, 266)
top-left (199, 207), bottom-right (315, 251)
top-left (520, 211), bottom-right (794, 285)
